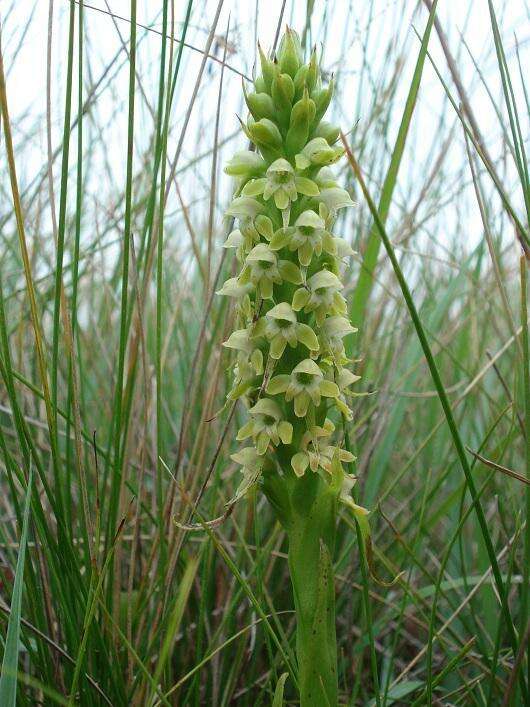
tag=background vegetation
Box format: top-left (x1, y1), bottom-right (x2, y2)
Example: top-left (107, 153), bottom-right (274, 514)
top-left (0, 0), bottom-right (529, 704)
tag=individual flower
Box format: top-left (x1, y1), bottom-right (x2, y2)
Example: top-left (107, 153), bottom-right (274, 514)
top-left (242, 158), bottom-right (319, 210)
top-left (216, 276), bottom-right (254, 299)
top-left (236, 398), bottom-right (293, 454)
top-left (317, 187), bottom-right (355, 221)
top-left (269, 210), bottom-right (335, 266)
top-left (224, 150), bottom-right (267, 178)
top-left (290, 419), bottom-right (355, 476)
top-left (292, 270), bottom-right (347, 324)
top-left (333, 367), bottom-right (361, 419)
top-left (240, 243), bottom-right (303, 299)
top-left (253, 302), bottom-right (319, 358)
top-left (267, 358), bottom-right (339, 417)
top-left (226, 195), bottom-right (266, 221)
top-left (222, 328), bottom-right (263, 374)
top-left (230, 447), bottom-right (265, 502)
top-left (295, 137), bottom-right (343, 170)
top-left (319, 315), bottom-right (358, 357)
top-left (339, 471), bottom-right (369, 520)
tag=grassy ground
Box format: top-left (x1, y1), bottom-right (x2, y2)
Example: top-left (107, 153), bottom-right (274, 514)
top-left (0, 0), bottom-right (529, 704)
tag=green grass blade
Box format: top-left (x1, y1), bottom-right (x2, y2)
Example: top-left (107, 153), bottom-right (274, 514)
top-left (0, 467), bottom-right (33, 706)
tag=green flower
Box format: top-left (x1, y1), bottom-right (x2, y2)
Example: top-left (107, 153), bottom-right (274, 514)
top-left (236, 398), bottom-right (293, 454)
top-left (222, 327), bottom-right (264, 384)
top-left (292, 270), bottom-right (347, 325)
top-left (253, 301), bottom-right (319, 359)
top-left (230, 447), bottom-right (264, 501)
top-left (240, 243), bottom-right (303, 299)
top-left (267, 358), bottom-right (339, 417)
top-left (295, 137), bottom-right (343, 170)
top-left (226, 195), bottom-right (266, 221)
top-left (317, 186), bottom-right (355, 221)
top-left (269, 210), bottom-right (335, 266)
top-left (216, 276), bottom-right (254, 299)
top-left (339, 471), bottom-right (369, 519)
top-left (320, 316), bottom-right (358, 357)
top-left (224, 150), bottom-right (267, 178)
top-left (242, 158), bottom-right (319, 211)
top-left (290, 420), bottom-right (355, 476)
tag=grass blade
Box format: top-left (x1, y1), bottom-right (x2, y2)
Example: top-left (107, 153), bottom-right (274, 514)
top-left (0, 468), bottom-right (33, 706)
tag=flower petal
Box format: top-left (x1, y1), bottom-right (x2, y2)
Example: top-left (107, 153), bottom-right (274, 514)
top-left (278, 260), bottom-right (303, 284)
top-left (294, 391), bottom-right (311, 417)
top-left (295, 325), bottom-right (317, 352)
top-left (267, 375), bottom-right (290, 395)
top-left (259, 277), bottom-right (273, 299)
top-left (270, 334), bottom-right (287, 359)
top-left (266, 302), bottom-right (296, 322)
top-left (274, 188), bottom-right (289, 210)
top-left (319, 380), bottom-right (340, 397)
top-left (242, 178), bottom-right (267, 197)
top-left (255, 215), bottom-right (274, 240)
top-left (236, 421), bottom-right (255, 441)
top-left (292, 288), bottom-right (310, 311)
top-left (269, 228), bottom-right (292, 251)
top-left (278, 421), bottom-right (293, 445)
top-left (298, 241), bottom-right (313, 266)
top-left (295, 176), bottom-right (320, 196)
top-left (291, 452), bottom-right (309, 477)
top-left (256, 431), bottom-right (270, 455)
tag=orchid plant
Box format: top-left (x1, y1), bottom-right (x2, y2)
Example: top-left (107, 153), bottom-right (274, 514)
top-left (218, 28), bottom-right (367, 706)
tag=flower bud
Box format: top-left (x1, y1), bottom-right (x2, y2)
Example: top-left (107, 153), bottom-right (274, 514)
top-left (277, 27), bottom-right (303, 77)
top-left (286, 89), bottom-right (316, 156)
top-left (313, 121), bottom-right (340, 145)
top-left (293, 64), bottom-right (309, 98)
top-left (271, 73), bottom-right (295, 127)
top-left (306, 50), bottom-right (319, 92)
top-left (312, 78), bottom-right (334, 125)
top-left (254, 75), bottom-right (267, 93)
top-left (224, 150), bottom-right (267, 177)
top-left (244, 88), bottom-right (275, 121)
top-left (258, 43), bottom-right (276, 91)
top-left (248, 118), bottom-right (283, 158)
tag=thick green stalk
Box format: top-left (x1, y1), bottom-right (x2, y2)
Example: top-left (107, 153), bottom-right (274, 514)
top-left (286, 474), bottom-right (338, 706)
top-left (263, 468), bottom-right (340, 706)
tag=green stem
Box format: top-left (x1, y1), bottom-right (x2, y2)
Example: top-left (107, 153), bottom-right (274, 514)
top-left (266, 471), bottom-right (339, 706)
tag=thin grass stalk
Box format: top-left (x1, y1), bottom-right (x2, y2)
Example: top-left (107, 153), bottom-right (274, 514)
top-left (520, 256), bottom-right (530, 691)
top-left (106, 0), bottom-right (137, 559)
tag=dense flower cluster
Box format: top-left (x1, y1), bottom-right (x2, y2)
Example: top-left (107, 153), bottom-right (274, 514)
top-left (219, 29), bottom-right (362, 502)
